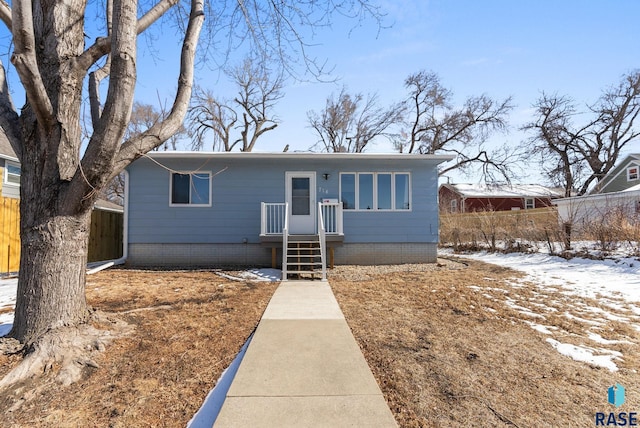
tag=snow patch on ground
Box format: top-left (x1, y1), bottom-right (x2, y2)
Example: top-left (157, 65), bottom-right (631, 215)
top-left (446, 246), bottom-right (640, 372)
top-left (546, 338), bottom-right (621, 372)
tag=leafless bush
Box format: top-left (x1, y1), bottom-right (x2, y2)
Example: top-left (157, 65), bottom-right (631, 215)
top-left (440, 207), bottom-right (559, 252)
top-left (441, 204), bottom-right (640, 256)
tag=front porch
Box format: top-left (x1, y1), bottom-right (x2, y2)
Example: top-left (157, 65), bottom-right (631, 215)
top-left (259, 202), bottom-right (344, 280)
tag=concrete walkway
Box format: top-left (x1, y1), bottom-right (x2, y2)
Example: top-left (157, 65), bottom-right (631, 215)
top-left (213, 280), bottom-right (398, 428)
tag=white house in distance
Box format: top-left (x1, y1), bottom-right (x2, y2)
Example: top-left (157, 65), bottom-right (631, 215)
top-left (553, 154), bottom-right (640, 229)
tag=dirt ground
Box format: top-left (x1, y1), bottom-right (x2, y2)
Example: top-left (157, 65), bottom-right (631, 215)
top-left (0, 259), bottom-right (638, 427)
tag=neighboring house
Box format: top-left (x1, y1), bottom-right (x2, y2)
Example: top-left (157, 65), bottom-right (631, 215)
top-left (553, 184), bottom-right (640, 230)
top-left (439, 183), bottom-right (564, 213)
top-left (0, 131), bottom-right (20, 200)
top-left (125, 152), bottom-right (453, 278)
top-left (590, 153), bottom-right (640, 194)
top-left (553, 153), bottom-right (640, 229)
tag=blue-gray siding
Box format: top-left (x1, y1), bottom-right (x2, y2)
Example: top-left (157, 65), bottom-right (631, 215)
top-left (127, 156), bottom-right (441, 246)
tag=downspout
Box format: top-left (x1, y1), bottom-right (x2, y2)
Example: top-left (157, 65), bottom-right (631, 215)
top-left (87, 170), bottom-right (129, 275)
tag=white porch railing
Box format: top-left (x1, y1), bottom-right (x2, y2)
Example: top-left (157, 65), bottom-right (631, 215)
top-left (260, 202), bottom-right (343, 235)
top-left (261, 202), bottom-right (287, 235)
top-left (320, 202), bottom-right (343, 235)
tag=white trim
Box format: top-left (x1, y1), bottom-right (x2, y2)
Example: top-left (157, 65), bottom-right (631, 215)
top-left (285, 171), bottom-right (316, 234)
top-left (3, 160), bottom-right (20, 187)
top-left (339, 171), bottom-right (412, 212)
top-left (169, 171), bottom-right (213, 207)
top-left (145, 151), bottom-right (454, 162)
top-left (524, 197), bottom-right (535, 209)
top-left (596, 157), bottom-right (640, 190)
top-left (627, 165), bottom-right (639, 181)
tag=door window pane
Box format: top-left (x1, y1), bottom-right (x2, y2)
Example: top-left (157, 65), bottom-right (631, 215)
top-left (377, 174), bottom-right (392, 209)
top-left (291, 177), bottom-right (310, 215)
top-left (395, 173), bottom-right (410, 210)
top-left (340, 173), bottom-right (355, 210)
top-left (359, 173), bottom-right (374, 210)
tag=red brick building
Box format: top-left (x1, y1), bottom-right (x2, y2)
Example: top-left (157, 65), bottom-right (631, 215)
top-left (439, 183), bottom-right (564, 213)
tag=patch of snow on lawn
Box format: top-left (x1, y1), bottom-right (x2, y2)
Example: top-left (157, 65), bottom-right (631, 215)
top-left (546, 338), bottom-right (621, 372)
top-left (587, 332), bottom-right (633, 345)
top-left (0, 278), bottom-right (17, 333)
top-left (455, 251), bottom-right (640, 303)
top-left (238, 268), bottom-right (282, 282)
top-left (444, 247), bottom-right (640, 371)
top-left (524, 321), bottom-right (556, 335)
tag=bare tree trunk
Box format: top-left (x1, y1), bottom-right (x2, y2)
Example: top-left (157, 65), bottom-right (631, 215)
top-left (12, 211), bottom-right (92, 345)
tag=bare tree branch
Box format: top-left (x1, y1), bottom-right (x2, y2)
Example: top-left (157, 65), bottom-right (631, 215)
top-left (113, 0), bottom-right (205, 174)
top-left (308, 86), bottom-right (403, 152)
top-left (399, 70), bottom-right (514, 180)
top-left (0, 61), bottom-right (21, 159)
top-left (11, 0), bottom-right (56, 132)
top-left (0, 0), bottom-right (12, 31)
top-left (523, 71), bottom-right (640, 196)
top-left (188, 55), bottom-right (284, 152)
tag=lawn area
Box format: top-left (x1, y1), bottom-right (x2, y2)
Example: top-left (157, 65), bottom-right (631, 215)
top-left (0, 258), bottom-right (638, 427)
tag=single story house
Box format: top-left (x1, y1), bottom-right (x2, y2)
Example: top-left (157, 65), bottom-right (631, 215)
top-left (124, 152), bottom-right (453, 279)
top-left (438, 183), bottom-right (564, 213)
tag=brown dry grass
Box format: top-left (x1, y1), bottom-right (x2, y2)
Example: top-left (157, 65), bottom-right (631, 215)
top-left (0, 259), bottom-right (638, 427)
top-left (331, 258), bottom-right (640, 427)
top-left (0, 269), bottom-right (278, 428)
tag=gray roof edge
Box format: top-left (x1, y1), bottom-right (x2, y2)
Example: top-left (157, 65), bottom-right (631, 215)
top-left (143, 151), bottom-right (455, 163)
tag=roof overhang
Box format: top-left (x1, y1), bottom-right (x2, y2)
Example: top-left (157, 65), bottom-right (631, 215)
top-left (143, 151), bottom-right (455, 164)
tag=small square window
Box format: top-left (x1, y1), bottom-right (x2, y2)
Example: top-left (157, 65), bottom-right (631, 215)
top-left (525, 198), bottom-right (535, 209)
top-left (627, 166), bottom-right (639, 181)
top-left (4, 161), bottom-right (20, 186)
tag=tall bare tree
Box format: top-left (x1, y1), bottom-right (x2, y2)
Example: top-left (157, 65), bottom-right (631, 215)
top-left (0, 0), bottom-right (383, 387)
top-left (308, 86), bottom-right (404, 152)
top-left (399, 70), bottom-right (516, 181)
top-left (128, 102), bottom-right (187, 151)
top-left (523, 71), bottom-right (640, 196)
top-left (188, 56), bottom-right (284, 151)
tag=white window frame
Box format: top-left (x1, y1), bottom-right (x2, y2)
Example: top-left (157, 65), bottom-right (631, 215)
top-left (4, 160), bottom-right (20, 187)
top-left (169, 171), bottom-right (212, 207)
top-left (450, 199), bottom-right (458, 213)
top-left (339, 172), bottom-right (411, 212)
top-left (627, 166), bottom-right (639, 181)
top-left (524, 198), bottom-right (535, 209)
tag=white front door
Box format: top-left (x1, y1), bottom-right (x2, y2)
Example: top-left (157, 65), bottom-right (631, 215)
top-left (286, 171), bottom-right (316, 234)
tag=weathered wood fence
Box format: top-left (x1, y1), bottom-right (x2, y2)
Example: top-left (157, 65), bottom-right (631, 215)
top-left (440, 207), bottom-right (559, 248)
top-left (0, 197), bottom-right (123, 274)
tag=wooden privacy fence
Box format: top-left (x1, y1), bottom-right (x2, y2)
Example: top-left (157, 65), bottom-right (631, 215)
top-left (440, 207), bottom-right (559, 247)
top-left (0, 197), bottom-right (20, 274)
top-left (0, 197), bottom-right (123, 275)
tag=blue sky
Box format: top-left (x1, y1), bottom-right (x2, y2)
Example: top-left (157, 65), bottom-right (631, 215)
top-left (1, 0), bottom-right (639, 183)
top-left (236, 0), bottom-right (638, 182)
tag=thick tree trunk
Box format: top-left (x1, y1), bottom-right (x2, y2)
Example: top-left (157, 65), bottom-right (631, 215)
top-left (11, 210), bottom-right (92, 346)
